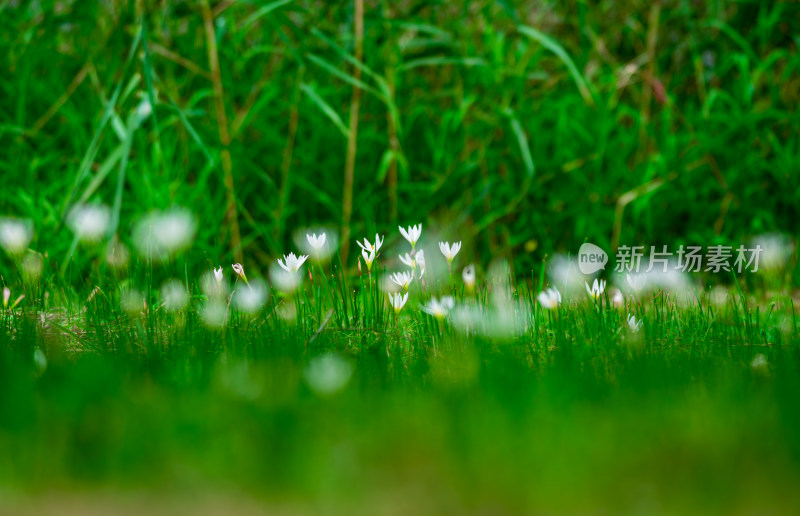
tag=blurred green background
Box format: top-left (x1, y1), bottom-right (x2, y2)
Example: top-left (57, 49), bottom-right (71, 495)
top-left (1, 0), bottom-right (799, 269)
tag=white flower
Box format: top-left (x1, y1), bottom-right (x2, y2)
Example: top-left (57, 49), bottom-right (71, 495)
top-left (232, 263), bottom-right (248, 284)
top-left (626, 273), bottom-right (647, 293)
top-left (278, 252), bottom-right (309, 273)
top-left (361, 247), bottom-right (376, 270)
top-left (399, 224), bottom-right (422, 248)
top-left (416, 250), bottom-right (426, 277)
top-left (67, 204), bottom-right (110, 242)
top-left (421, 296), bottom-right (455, 319)
top-left (357, 234), bottom-right (384, 254)
top-left (399, 252), bottom-right (416, 269)
top-left (585, 278), bottom-right (606, 300)
top-left (611, 288), bottom-right (624, 307)
top-left (388, 291), bottom-right (409, 313)
top-left (3, 286), bottom-right (9, 309)
top-left (627, 314), bottom-right (642, 332)
top-left (214, 266), bottom-right (224, 284)
top-left (439, 241), bottom-right (461, 264)
top-left (0, 218), bottom-right (33, 255)
top-left (306, 232), bottom-right (327, 250)
top-left (390, 271), bottom-right (414, 291)
top-left (537, 287), bottom-right (561, 309)
top-left (462, 264), bottom-right (476, 289)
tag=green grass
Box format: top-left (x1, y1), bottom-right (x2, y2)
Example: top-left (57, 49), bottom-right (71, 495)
top-left (2, 248), bottom-right (800, 513)
top-left (1, 1), bottom-right (799, 276)
top-left (1, 0), bottom-right (800, 513)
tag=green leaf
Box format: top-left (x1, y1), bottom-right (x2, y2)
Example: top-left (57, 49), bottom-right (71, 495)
top-left (300, 83), bottom-right (349, 138)
top-left (518, 25), bottom-right (595, 105)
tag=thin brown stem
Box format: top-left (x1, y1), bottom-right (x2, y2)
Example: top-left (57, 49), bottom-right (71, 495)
top-left (275, 68), bottom-right (304, 244)
top-left (201, 0), bottom-right (243, 264)
top-left (340, 0), bottom-right (364, 267)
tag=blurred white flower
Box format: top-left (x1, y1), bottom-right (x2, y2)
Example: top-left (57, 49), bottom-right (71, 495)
top-left (3, 286), bottom-right (9, 309)
top-left (161, 279), bottom-right (189, 312)
top-left (0, 218), bottom-right (33, 255)
top-left (388, 291), bottom-right (409, 313)
top-left (390, 271), bottom-right (414, 291)
top-left (201, 269), bottom-right (230, 299)
top-left (611, 288), bottom-right (624, 307)
top-left (357, 234), bottom-right (384, 254)
top-left (234, 279), bottom-right (269, 314)
top-left (106, 238), bottom-right (130, 269)
top-left (548, 254), bottom-right (584, 298)
top-left (752, 233), bottom-right (794, 272)
top-left (439, 241), bottom-right (461, 265)
top-left (201, 300), bottom-right (228, 328)
top-left (416, 250), bottom-right (426, 278)
top-left (120, 288), bottom-right (144, 316)
top-left (132, 209), bottom-right (196, 258)
top-left (270, 264), bottom-right (300, 294)
top-left (136, 99), bottom-right (152, 120)
top-left (306, 232), bottom-right (326, 250)
top-left (33, 348), bottom-right (47, 376)
top-left (304, 353), bottom-right (353, 396)
top-left (462, 264), bottom-right (476, 290)
top-left (627, 314), bottom-right (642, 332)
top-left (67, 204), bottom-right (110, 242)
top-left (585, 278), bottom-right (606, 300)
top-left (214, 266), bottom-right (223, 283)
top-left (451, 296), bottom-right (531, 339)
top-left (278, 252), bottom-right (308, 273)
top-left (21, 253), bottom-right (43, 283)
top-left (421, 296), bottom-right (455, 319)
top-left (626, 273), bottom-right (647, 294)
top-left (538, 287), bottom-right (561, 310)
top-left (751, 353), bottom-right (768, 372)
top-left (399, 224), bottom-right (422, 249)
top-left (296, 228), bottom-right (337, 260)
